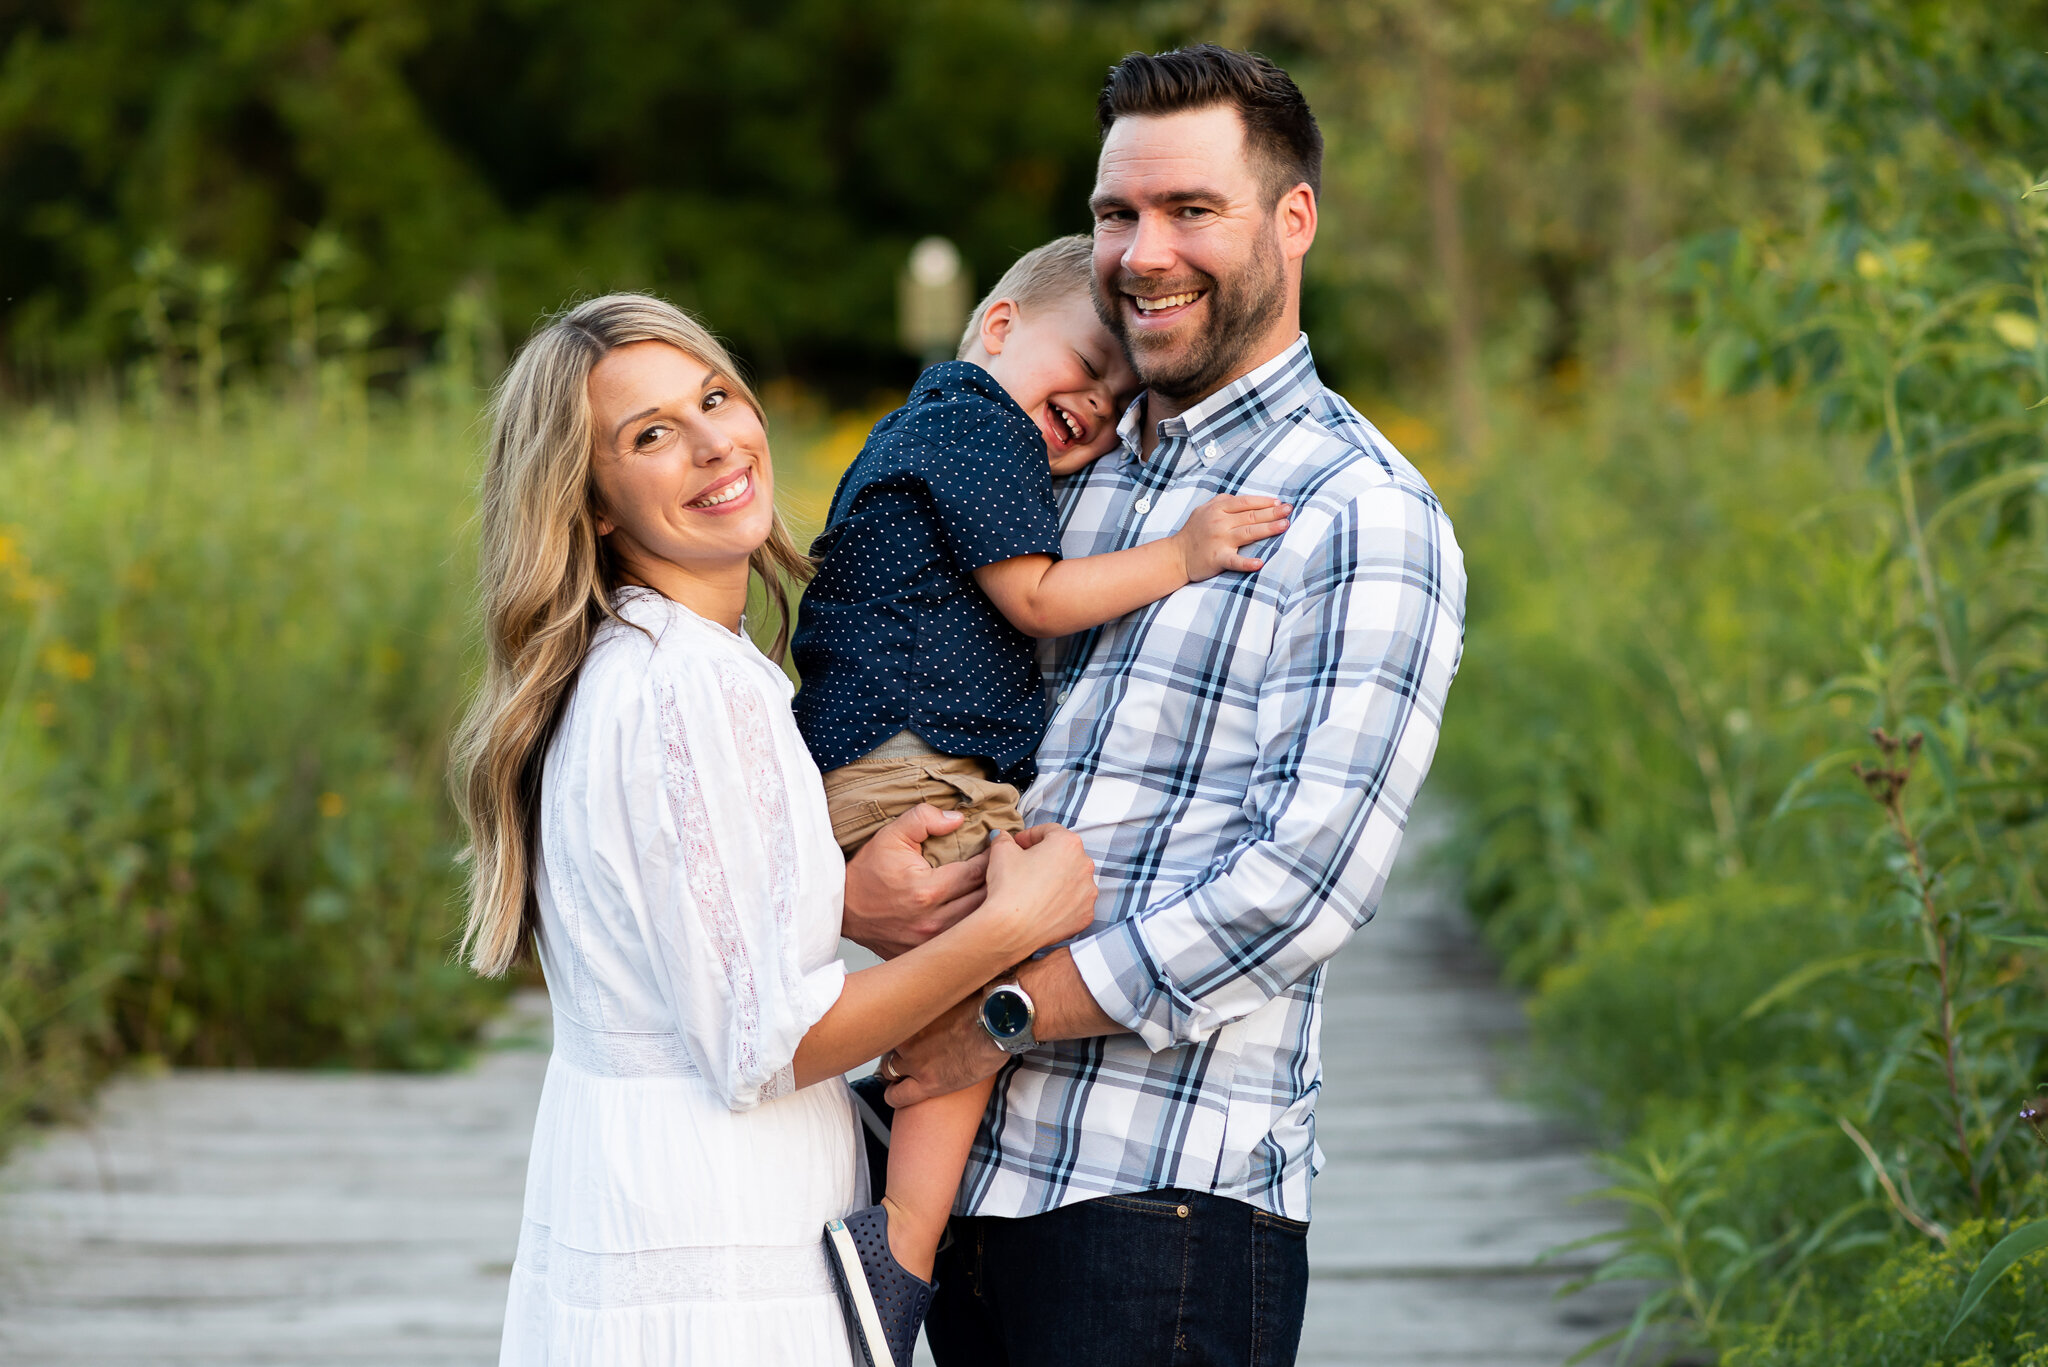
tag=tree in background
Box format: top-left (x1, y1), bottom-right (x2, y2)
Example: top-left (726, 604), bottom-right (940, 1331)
top-left (0, 0), bottom-right (1134, 395)
top-left (1, 0), bottom-right (1811, 412)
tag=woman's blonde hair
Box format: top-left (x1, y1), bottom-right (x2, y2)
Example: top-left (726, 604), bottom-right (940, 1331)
top-left (450, 292), bottom-right (813, 976)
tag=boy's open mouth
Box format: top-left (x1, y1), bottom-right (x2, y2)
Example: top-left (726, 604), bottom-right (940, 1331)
top-left (1045, 400), bottom-right (1087, 448)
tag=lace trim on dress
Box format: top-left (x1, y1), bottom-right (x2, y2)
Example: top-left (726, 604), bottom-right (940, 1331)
top-left (550, 1012), bottom-right (700, 1079)
top-left (515, 1219), bottom-right (835, 1306)
top-left (541, 786), bottom-right (602, 1019)
top-left (655, 674), bottom-right (764, 1090)
top-left (717, 662), bottom-right (806, 1104)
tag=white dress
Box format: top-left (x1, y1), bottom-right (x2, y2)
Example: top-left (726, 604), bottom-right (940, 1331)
top-left (501, 588), bottom-right (860, 1366)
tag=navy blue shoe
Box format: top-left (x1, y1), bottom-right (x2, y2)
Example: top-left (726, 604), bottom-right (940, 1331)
top-left (823, 1204), bottom-right (933, 1367)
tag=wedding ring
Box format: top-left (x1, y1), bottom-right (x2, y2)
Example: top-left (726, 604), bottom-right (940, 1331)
top-left (879, 1055), bottom-right (902, 1082)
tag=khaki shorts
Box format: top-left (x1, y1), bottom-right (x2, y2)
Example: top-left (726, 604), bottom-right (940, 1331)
top-left (821, 750), bottom-right (1024, 867)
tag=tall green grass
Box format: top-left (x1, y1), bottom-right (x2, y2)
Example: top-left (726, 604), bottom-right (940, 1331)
top-left (1431, 339), bottom-right (2048, 1354)
top-left (1423, 8), bottom-right (2048, 1354)
top-left (0, 390), bottom-right (503, 1131)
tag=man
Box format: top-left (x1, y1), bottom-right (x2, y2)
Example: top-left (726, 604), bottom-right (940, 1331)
top-left (870, 44), bottom-right (1466, 1364)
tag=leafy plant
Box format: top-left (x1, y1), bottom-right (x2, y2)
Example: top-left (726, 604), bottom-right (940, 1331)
top-left (1548, 1124), bottom-right (1883, 1363)
top-left (1436, 0), bottom-right (2048, 1356)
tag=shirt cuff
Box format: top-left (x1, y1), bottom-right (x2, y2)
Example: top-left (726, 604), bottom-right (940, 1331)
top-left (1069, 918), bottom-right (1180, 1053)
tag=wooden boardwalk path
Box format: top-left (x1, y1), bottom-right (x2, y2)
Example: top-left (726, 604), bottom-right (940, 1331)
top-left (0, 840), bottom-right (1631, 1365)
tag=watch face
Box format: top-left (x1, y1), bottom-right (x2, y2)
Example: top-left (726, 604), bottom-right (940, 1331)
top-left (984, 989), bottom-right (1031, 1040)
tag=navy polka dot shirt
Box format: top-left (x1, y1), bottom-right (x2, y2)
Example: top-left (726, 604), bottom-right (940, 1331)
top-left (792, 361), bottom-right (1062, 788)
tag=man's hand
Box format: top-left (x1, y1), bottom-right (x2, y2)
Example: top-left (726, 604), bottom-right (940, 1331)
top-left (881, 946), bottom-right (1127, 1107)
top-left (880, 993), bottom-right (1008, 1107)
top-left (842, 804), bottom-right (989, 959)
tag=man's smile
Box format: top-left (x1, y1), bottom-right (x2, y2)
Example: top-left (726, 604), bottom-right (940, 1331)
top-left (1123, 288), bottom-right (1208, 329)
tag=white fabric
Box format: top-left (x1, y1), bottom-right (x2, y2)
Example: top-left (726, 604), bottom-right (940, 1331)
top-left (501, 588), bottom-right (860, 1367)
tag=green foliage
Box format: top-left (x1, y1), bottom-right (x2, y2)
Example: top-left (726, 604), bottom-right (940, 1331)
top-left (1949, 1218), bottom-right (2048, 1343)
top-left (1433, 0), bottom-right (2048, 1355)
top-left (1551, 1118), bottom-right (1887, 1361)
top-left (0, 0), bottom-right (1821, 404)
top-left (1528, 881), bottom-right (1872, 1126)
top-left (1432, 383), bottom-right (1867, 984)
top-left (0, 0), bottom-right (1140, 391)
top-left (0, 381), bottom-right (508, 1137)
top-left (1725, 1195), bottom-right (2048, 1367)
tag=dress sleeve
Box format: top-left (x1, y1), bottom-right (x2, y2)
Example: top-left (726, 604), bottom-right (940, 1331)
top-left (609, 645), bottom-right (846, 1110)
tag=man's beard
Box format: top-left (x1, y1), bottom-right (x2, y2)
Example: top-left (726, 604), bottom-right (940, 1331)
top-left (1098, 232), bottom-right (1287, 405)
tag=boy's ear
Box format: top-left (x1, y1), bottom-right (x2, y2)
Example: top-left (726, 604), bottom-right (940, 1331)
top-left (979, 298), bottom-right (1021, 356)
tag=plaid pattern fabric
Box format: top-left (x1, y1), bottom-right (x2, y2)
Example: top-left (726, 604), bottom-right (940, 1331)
top-left (960, 336), bottom-right (1466, 1222)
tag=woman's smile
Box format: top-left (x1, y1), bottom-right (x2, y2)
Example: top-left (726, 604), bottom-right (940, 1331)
top-left (686, 466), bottom-right (756, 513)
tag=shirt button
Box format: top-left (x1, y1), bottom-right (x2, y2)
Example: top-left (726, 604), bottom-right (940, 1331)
top-left (1134, 496), bottom-right (1153, 515)
top-left (1203, 442), bottom-right (1219, 463)
top-left (1056, 687), bottom-right (1071, 704)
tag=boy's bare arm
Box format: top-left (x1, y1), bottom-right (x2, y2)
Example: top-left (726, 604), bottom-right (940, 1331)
top-left (973, 494), bottom-right (1291, 639)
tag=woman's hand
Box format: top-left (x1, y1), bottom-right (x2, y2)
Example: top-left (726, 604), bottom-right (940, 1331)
top-left (978, 823), bottom-right (1097, 961)
top-left (1170, 493), bottom-right (1291, 582)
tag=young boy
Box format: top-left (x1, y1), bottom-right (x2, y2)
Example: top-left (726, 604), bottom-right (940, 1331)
top-left (794, 235), bottom-right (1289, 1367)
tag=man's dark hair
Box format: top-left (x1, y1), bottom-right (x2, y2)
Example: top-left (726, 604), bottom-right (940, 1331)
top-left (1096, 44), bottom-right (1322, 203)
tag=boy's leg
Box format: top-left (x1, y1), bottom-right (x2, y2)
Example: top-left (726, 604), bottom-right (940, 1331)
top-left (822, 753), bottom-right (1018, 1279)
top-left (879, 1076), bottom-right (997, 1281)
top-left (865, 758), bottom-right (1019, 1274)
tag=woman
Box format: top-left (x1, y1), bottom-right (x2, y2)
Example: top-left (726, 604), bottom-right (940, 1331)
top-left (450, 293), bottom-right (1095, 1365)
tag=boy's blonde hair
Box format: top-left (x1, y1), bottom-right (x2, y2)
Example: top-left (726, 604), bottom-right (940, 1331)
top-left (956, 234), bottom-right (1097, 359)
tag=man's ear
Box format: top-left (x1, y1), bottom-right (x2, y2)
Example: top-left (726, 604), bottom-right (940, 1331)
top-left (978, 298), bottom-right (1022, 356)
top-left (1276, 183), bottom-right (1317, 264)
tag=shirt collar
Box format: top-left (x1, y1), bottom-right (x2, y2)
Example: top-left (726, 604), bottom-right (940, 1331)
top-left (1113, 333), bottom-right (1319, 463)
top-left (916, 359), bottom-right (1011, 405)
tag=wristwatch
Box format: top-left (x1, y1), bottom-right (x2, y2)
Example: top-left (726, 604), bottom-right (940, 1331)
top-left (979, 982), bottom-right (1039, 1055)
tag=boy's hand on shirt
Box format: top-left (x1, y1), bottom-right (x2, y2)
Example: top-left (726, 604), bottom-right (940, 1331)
top-left (1171, 494), bottom-right (1291, 582)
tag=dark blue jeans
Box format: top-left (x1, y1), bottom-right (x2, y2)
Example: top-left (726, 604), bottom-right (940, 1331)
top-left (925, 1188), bottom-right (1310, 1367)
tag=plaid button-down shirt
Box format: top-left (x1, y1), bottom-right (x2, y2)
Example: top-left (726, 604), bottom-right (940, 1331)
top-left (959, 336), bottom-right (1466, 1222)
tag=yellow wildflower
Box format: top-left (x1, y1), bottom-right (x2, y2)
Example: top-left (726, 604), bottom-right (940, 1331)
top-left (1992, 311), bottom-right (2040, 351)
top-left (40, 643), bottom-right (94, 681)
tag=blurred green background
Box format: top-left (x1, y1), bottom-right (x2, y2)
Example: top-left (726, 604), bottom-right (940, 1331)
top-left (4, 0), bottom-right (2048, 1358)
